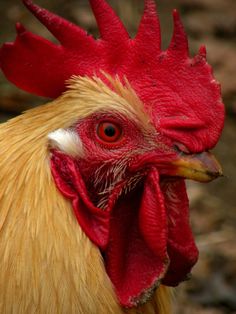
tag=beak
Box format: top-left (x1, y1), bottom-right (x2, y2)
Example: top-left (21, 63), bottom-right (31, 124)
top-left (170, 151), bottom-right (223, 182)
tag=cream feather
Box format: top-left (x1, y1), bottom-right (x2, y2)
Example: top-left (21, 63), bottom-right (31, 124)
top-left (0, 76), bottom-right (172, 313)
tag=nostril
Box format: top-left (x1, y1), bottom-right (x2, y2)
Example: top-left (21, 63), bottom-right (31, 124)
top-left (173, 142), bottom-right (191, 154)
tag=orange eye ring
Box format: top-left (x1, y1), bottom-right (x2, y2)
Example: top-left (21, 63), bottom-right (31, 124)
top-left (97, 121), bottom-right (122, 143)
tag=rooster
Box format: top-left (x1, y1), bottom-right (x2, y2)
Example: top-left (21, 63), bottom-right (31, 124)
top-left (0, 0), bottom-right (224, 313)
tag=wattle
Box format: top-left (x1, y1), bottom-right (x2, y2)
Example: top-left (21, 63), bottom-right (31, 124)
top-left (51, 151), bottom-right (198, 307)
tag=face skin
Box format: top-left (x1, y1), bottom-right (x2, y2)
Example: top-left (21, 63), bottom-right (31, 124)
top-left (72, 111), bottom-right (221, 207)
top-left (49, 76), bottom-right (223, 307)
top-left (73, 111), bottom-right (170, 207)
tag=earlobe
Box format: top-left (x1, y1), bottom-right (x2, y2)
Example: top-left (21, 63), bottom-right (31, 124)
top-left (48, 129), bottom-right (85, 157)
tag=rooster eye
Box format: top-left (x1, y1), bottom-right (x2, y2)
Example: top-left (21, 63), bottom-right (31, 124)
top-left (97, 122), bottom-right (122, 143)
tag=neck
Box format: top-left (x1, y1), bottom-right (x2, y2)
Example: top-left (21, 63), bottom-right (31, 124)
top-left (0, 98), bottom-right (172, 314)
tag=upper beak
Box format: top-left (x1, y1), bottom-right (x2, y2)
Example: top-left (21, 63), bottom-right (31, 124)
top-left (170, 151), bottom-right (223, 182)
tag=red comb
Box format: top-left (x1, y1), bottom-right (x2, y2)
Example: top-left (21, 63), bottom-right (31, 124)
top-left (0, 0), bottom-right (224, 151)
top-left (0, 0), bottom-right (187, 98)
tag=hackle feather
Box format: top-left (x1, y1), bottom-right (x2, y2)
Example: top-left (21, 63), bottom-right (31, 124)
top-left (0, 76), bottom-right (172, 313)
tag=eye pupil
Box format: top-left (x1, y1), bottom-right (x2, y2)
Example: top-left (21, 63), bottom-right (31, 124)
top-left (97, 121), bottom-right (122, 144)
top-left (104, 125), bottom-right (116, 137)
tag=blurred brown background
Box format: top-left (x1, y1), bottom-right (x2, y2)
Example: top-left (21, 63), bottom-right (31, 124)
top-left (0, 1), bottom-right (235, 313)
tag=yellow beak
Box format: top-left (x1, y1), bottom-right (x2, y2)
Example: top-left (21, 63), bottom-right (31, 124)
top-left (170, 151), bottom-right (223, 182)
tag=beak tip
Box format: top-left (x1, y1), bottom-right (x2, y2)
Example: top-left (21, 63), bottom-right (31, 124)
top-left (207, 171), bottom-right (223, 181)
top-left (171, 151), bottom-right (223, 182)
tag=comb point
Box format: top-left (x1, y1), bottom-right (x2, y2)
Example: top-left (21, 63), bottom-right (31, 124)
top-left (172, 9), bottom-right (180, 20)
top-left (167, 8), bottom-right (188, 58)
top-left (16, 22), bottom-right (26, 35)
top-left (198, 45), bottom-right (207, 58)
top-left (135, 0), bottom-right (161, 51)
top-left (89, 0), bottom-right (129, 42)
top-left (144, 0), bottom-right (157, 10)
top-left (22, 0), bottom-right (35, 10)
top-left (192, 45), bottom-right (207, 66)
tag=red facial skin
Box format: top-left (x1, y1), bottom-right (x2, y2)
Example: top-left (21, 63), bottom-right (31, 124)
top-left (51, 113), bottom-right (199, 307)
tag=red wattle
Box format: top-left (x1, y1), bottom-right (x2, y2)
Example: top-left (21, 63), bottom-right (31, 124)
top-left (50, 151), bottom-right (199, 307)
top-left (161, 179), bottom-right (199, 285)
top-left (105, 169), bottom-right (169, 306)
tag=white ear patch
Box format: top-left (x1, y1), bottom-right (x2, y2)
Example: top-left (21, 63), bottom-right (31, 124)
top-left (48, 129), bottom-right (84, 157)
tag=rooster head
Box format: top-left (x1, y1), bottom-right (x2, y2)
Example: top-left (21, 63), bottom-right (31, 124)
top-left (0, 0), bottom-right (224, 308)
